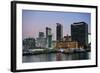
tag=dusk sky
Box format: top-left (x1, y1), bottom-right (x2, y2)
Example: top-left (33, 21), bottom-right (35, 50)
top-left (22, 10), bottom-right (91, 40)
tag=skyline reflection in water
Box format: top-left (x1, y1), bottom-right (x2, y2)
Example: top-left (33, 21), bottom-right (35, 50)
top-left (22, 52), bottom-right (90, 63)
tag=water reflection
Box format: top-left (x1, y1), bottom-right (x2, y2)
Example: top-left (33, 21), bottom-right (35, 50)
top-left (23, 52), bottom-right (90, 63)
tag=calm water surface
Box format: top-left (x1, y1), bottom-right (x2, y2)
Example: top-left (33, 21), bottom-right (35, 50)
top-left (23, 52), bottom-right (90, 63)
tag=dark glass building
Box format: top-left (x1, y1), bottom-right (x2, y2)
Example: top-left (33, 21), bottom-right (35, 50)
top-left (56, 23), bottom-right (63, 41)
top-left (46, 27), bottom-right (52, 48)
top-left (46, 27), bottom-right (51, 38)
top-left (71, 22), bottom-right (88, 48)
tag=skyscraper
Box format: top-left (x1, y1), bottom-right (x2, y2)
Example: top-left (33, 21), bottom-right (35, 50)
top-left (56, 23), bottom-right (63, 41)
top-left (71, 22), bottom-right (88, 48)
top-left (46, 27), bottom-right (52, 48)
top-left (46, 27), bottom-right (51, 38)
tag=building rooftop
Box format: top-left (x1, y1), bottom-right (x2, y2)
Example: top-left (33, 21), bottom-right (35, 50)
top-left (71, 22), bottom-right (87, 25)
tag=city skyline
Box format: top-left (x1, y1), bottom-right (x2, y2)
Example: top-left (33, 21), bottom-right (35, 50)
top-left (22, 10), bottom-right (91, 40)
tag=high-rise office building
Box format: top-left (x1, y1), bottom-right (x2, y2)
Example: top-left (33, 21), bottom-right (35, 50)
top-left (46, 27), bottom-right (51, 38)
top-left (46, 27), bottom-right (52, 48)
top-left (71, 22), bottom-right (88, 48)
top-left (56, 23), bottom-right (63, 41)
top-left (36, 32), bottom-right (46, 48)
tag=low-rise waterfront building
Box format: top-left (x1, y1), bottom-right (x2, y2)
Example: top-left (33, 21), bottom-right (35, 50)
top-left (23, 37), bottom-right (36, 49)
top-left (56, 41), bottom-right (78, 49)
